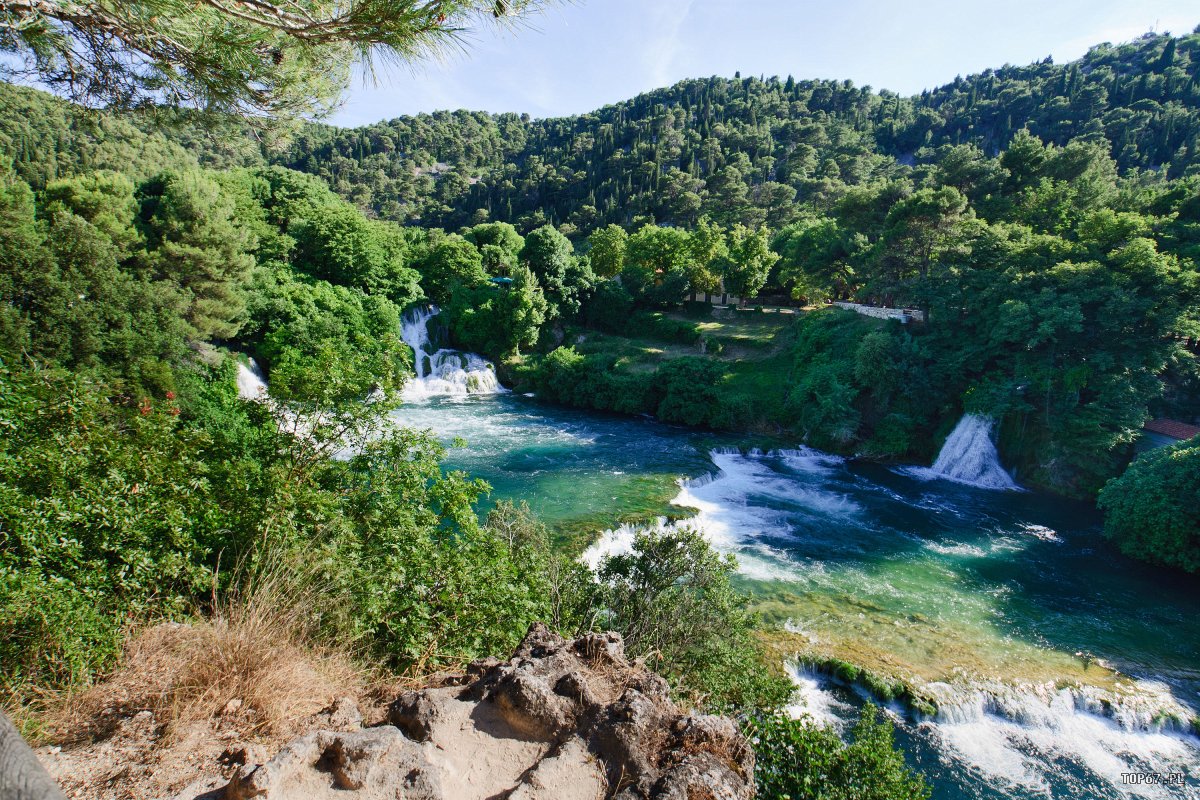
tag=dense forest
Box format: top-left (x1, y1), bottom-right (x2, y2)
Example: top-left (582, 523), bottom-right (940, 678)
top-left (3, 20), bottom-right (1200, 800)
top-left (5, 30), bottom-right (1200, 232)
top-left (1, 29), bottom-right (1198, 526)
top-left (240, 29), bottom-right (1200, 231)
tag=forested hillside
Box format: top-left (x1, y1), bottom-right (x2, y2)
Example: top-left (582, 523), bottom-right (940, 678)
top-left (4, 30), bottom-right (1200, 233)
top-left (254, 29), bottom-right (1200, 230)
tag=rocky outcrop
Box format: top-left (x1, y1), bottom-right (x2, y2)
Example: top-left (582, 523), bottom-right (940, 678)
top-left (199, 623), bottom-right (754, 800)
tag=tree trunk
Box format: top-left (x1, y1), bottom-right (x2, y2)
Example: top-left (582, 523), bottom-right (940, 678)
top-left (0, 711), bottom-right (66, 800)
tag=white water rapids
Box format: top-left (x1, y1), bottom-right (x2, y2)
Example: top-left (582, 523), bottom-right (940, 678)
top-left (583, 445), bottom-right (1199, 799)
top-left (399, 305), bottom-right (506, 401)
top-left (235, 357), bottom-right (269, 401)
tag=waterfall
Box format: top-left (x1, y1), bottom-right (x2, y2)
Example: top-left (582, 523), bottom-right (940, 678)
top-left (236, 358), bottom-right (268, 401)
top-left (399, 306), bottom-right (507, 401)
top-left (925, 414), bottom-right (1018, 490)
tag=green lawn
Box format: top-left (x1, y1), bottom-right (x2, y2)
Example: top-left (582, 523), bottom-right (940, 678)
top-left (570, 309), bottom-right (798, 371)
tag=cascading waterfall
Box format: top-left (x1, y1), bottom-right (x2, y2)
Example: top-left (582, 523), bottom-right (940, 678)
top-left (236, 357), bottom-right (268, 401)
top-left (921, 413), bottom-right (1018, 490)
top-left (400, 305), bottom-right (506, 401)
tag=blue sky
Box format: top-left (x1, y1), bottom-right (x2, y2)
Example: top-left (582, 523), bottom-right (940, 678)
top-left (330, 0), bottom-right (1200, 127)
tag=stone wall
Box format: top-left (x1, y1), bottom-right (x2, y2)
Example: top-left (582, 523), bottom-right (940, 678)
top-left (832, 302), bottom-right (925, 323)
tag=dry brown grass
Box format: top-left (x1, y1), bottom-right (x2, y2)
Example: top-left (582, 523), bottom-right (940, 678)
top-left (45, 554), bottom-right (366, 747)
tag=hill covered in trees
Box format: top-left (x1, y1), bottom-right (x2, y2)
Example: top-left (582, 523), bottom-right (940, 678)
top-left (4, 29), bottom-right (1200, 234)
top-left (254, 28), bottom-right (1200, 231)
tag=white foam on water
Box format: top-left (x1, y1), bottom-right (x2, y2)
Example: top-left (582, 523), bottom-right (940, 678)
top-left (769, 446), bottom-right (845, 473)
top-left (905, 414), bottom-right (1020, 491)
top-left (919, 680), bottom-right (1200, 799)
top-left (696, 450), bottom-right (861, 518)
top-left (925, 540), bottom-right (993, 558)
top-left (785, 663), bottom-right (852, 728)
top-left (582, 448), bottom-right (858, 578)
top-left (1019, 523), bottom-right (1063, 544)
top-left (400, 305), bottom-right (508, 401)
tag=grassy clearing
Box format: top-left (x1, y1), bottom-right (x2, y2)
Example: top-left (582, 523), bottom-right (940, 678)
top-left (571, 309), bottom-right (797, 368)
top-left (570, 330), bottom-right (703, 372)
top-left (674, 309), bottom-right (799, 357)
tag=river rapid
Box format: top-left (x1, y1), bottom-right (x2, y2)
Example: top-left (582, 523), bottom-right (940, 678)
top-left (391, 390), bottom-right (1200, 800)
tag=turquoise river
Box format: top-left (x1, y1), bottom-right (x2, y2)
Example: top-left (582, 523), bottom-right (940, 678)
top-left (390, 388), bottom-right (1200, 800)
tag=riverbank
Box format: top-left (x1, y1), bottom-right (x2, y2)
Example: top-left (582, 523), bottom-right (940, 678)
top-left (485, 305), bottom-right (1168, 502)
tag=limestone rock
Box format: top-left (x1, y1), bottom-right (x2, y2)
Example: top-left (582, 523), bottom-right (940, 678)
top-left (189, 623), bottom-right (753, 800)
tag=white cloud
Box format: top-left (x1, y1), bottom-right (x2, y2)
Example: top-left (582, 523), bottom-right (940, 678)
top-left (640, 0), bottom-right (696, 87)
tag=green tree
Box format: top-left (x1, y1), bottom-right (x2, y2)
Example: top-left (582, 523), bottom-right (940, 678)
top-left (874, 187), bottom-right (970, 307)
top-left (1098, 437), bottom-right (1200, 573)
top-left (520, 224), bottom-right (591, 320)
top-left (42, 171), bottom-right (143, 260)
top-left (447, 265), bottom-right (548, 356)
top-left (686, 217), bottom-right (727, 296)
top-left (417, 236), bottom-right (489, 305)
top-left (292, 203), bottom-right (420, 303)
top-left (720, 224), bottom-right (778, 304)
top-left (623, 224), bottom-right (694, 306)
top-left (587, 223), bottom-right (629, 279)
top-left (774, 217), bottom-right (861, 302)
top-left (138, 169), bottom-right (256, 340)
top-left (465, 222), bottom-right (524, 275)
top-left (1, 0), bottom-right (547, 117)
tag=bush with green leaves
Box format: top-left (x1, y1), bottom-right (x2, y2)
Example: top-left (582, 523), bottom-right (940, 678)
top-left (586, 527), bottom-right (791, 712)
top-left (748, 705), bottom-right (931, 800)
top-left (0, 352), bottom-right (565, 695)
top-left (1098, 436), bottom-right (1200, 573)
top-left (654, 357), bottom-right (726, 428)
top-left (329, 429), bottom-right (555, 668)
top-left (0, 362), bottom-right (237, 691)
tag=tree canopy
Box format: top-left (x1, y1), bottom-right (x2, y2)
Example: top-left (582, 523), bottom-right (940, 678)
top-left (0, 0), bottom-right (545, 117)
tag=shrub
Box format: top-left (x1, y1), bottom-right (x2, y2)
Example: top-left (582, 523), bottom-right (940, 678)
top-left (1098, 436), bottom-right (1200, 572)
top-left (655, 357), bottom-right (726, 427)
top-left (586, 527), bottom-right (791, 712)
top-left (0, 364), bottom-right (231, 693)
top-left (748, 705), bottom-right (931, 800)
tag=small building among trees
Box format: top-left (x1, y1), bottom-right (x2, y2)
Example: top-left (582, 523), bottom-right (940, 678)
top-left (1138, 418), bottom-right (1200, 452)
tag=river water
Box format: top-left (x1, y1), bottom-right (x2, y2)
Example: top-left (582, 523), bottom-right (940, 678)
top-left (390, 391), bottom-right (1200, 800)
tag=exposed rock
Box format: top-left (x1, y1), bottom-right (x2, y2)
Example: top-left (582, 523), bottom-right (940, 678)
top-left (218, 743), bottom-right (267, 768)
top-left (319, 697), bottom-right (362, 732)
top-left (183, 623), bottom-right (753, 800)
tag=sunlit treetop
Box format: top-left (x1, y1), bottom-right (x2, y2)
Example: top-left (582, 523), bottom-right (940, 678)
top-left (0, 0), bottom-right (544, 118)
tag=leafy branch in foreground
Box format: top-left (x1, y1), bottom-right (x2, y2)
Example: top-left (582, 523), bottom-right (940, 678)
top-left (0, 0), bottom-right (546, 117)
